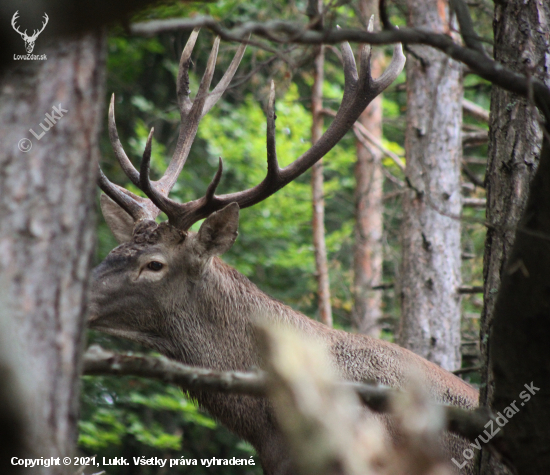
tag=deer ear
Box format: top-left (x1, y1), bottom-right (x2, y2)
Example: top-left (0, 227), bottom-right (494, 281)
top-left (100, 194), bottom-right (135, 243)
top-left (197, 203), bottom-right (239, 256)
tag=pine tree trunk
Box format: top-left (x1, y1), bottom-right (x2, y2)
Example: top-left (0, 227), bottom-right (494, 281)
top-left (399, 0), bottom-right (463, 371)
top-left (311, 44), bottom-right (333, 327)
top-left (479, 1), bottom-right (550, 473)
top-left (352, 0), bottom-right (384, 336)
top-left (0, 33), bottom-right (105, 472)
top-left (485, 116), bottom-right (550, 475)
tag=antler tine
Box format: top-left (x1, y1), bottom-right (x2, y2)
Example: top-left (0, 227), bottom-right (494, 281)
top-left (138, 128), bottom-right (226, 229)
top-left (98, 168), bottom-right (154, 222)
top-left (156, 36), bottom-right (220, 193)
top-left (201, 39), bottom-right (248, 119)
top-left (177, 28), bottom-right (200, 118)
top-left (168, 157), bottom-right (225, 230)
top-left (370, 41), bottom-right (405, 95)
top-left (173, 35), bottom-right (405, 226)
top-left (204, 157), bottom-right (224, 202)
top-left (108, 94), bottom-right (140, 187)
top-left (137, 127), bottom-right (204, 228)
top-left (138, 127), bottom-right (177, 214)
top-left (266, 80), bottom-right (280, 178)
top-left (357, 17), bottom-right (374, 85)
top-left (337, 27), bottom-right (359, 105)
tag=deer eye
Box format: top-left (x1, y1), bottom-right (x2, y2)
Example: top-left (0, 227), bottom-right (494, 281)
top-left (147, 261), bottom-right (164, 271)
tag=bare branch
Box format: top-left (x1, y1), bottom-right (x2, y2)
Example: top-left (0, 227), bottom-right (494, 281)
top-left (83, 346), bottom-right (498, 446)
top-left (83, 345), bottom-right (265, 396)
top-left (462, 98), bottom-right (490, 122)
top-left (322, 107), bottom-right (406, 172)
top-left (449, 0), bottom-right (487, 56)
top-left (463, 130), bottom-right (489, 147)
top-left (462, 198), bottom-right (486, 209)
top-left (130, 17), bottom-right (550, 120)
top-left (462, 161), bottom-right (485, 188)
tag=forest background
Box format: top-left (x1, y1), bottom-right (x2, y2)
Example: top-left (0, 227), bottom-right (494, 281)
top-left (81, 1), bottom-right (489, 473)
top-left (4, 0), bottom-right (549, 474)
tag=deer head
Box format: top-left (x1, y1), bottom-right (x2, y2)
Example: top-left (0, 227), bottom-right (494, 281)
top-left (11, 11), bottom-right (49, 54)
top-left (89, 29), bottom-right (405, 361)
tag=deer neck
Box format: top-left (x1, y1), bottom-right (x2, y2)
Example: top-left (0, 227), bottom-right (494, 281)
top-left (164, 257), bottom-right (317, 372)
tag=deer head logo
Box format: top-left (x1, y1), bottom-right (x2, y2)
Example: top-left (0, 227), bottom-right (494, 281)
top-left (11, 11), bottom-right (49, 54)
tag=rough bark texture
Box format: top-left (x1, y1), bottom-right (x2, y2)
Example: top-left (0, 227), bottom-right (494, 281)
top-left (486, 124), bottom-right (550, 475)
top-left (479, 1), bottom-right (550, 474)
top-left (351, 0), bottom-right (384, 336)
top-left (0, 33), bottom-right (105, 471)
top-left (399, 0), bottom-right (463, 371)
top-left (311, 44), bottom-right (333, 327)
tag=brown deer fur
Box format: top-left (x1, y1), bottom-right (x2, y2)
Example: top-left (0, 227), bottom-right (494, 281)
top-left (89, 203), bottom-right (478, 475)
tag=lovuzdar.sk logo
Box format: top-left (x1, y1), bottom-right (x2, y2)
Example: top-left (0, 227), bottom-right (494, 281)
top-left (12, 10), bottom-right (49, 60)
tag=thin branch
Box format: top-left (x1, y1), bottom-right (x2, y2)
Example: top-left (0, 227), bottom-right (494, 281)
top-left (83, 345), bottom-right (265, 395)
top-left (371, 282), bottom-right (395, 290)
top-left (464, 156), bottom-right (487, 165)
top-left (462, 162), bottom-right (485, 188)
top-left (83, 346), bottom-right (496, 445)
top-left (458, 285), bottom-right (484, 294)
top-left (129, 17), bottom-right (550, 121)
top-left (369, 282), bottom-right (483, 293)
top-left (463, 198), bottom-right (486, 208)
top-left (321, 107), bottom-right (406, 172)
top-left (463, 130), bottom-right (489, 147)
top-left (449, 0), bottom-right (487, 56)
top-left (462, 98), bottom-right (490, 122)
top-left (453, 365), bottom-right (482, 375)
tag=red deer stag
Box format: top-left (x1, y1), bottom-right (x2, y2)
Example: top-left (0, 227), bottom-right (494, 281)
top-left (89, 29), bottom-right (478, 474)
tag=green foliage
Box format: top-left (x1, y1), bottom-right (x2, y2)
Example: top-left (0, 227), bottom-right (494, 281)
top-left (80, 372), bottom-right (260, 475)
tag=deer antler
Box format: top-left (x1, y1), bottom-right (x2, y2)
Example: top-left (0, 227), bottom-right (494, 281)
top-left (101, 29), bottom-right (405, 231)
top-left (99, 29), bottom-right (247, 223)
top-left (11, 11), bottom-right (49, 40)
top-left (11, 11), bottom-right (26, 39)
top-left (30, 13), bottom-right (49, 40)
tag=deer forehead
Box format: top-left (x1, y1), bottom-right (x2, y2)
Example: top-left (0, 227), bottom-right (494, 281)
top-left (105, 221), bottom-right (204, 268)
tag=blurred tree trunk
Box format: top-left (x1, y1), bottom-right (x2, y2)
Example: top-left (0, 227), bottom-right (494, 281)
top-left (485, 116), bottom-right (550, 474)
top-left (0, 316), bottom-right (26, 475)
top-left (479, 1), bottom-right (550, 473)
top-left (311, 43), bottom-right (333, 327)
top-left (0, 33), bottom-right (105, 473)
top-left (352, 0), bottom-right (384, 336)
top-left (399, 0), bottom-right (463, 372)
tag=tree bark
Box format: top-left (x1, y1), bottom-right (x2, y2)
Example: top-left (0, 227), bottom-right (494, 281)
top-left (486, 123), bottom-right (550, 475)
top-left (351, 0), bottom-right (384, 336)
top-left (0, 33), bottom-right (105, 472)
top-left (399, 0), bottom-right (463, 372)
top-left (479, 1), bottom-right (550, 473)
top-left (311, 43), bottom-right (333, 327)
